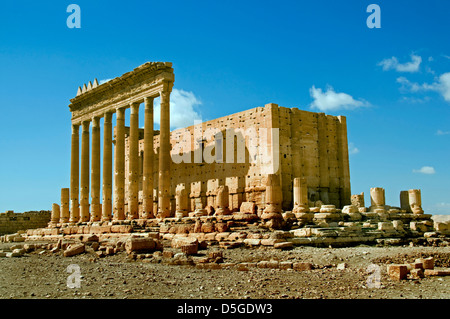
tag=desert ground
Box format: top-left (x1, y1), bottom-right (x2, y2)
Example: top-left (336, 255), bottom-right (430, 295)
top-left (0, 241), bottom-right (448, 300)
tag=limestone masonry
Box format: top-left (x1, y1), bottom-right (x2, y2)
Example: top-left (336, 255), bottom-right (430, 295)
top-left (7, 62), bottom-right (448, 252)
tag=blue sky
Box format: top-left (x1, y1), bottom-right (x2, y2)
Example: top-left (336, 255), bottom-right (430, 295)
top-left (0, 0), bottom-right (449, 214)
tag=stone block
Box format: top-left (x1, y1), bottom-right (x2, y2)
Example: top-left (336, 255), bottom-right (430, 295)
top-left (387, 264), bottom-right (408, 281)
top-left (125, 238), bottom-right (157, 254)
top-left (337, 263), bottom-right (348, 270)
top-left (171, 236), bottom-right (198, 249)
top-left (181, 243), bottom-right (198, 255)
top-left (415, 257), bottom-right (434, 269)
top-left (292, 228), bottom-right (312, 237)
top-left (261, 238), bottom-right (283, 246)
top-left (378, 222), bottom-right (394, 231)
top-left (279, 261), bottom-right (293, 270)
top-left (293, 262), bottom-right (313, 271)
top-left (239, 202), bottom-right (257, 214)
top-left (63, 244), bottom-right (85, 257)
top-left (424, 268), bottom-right (450, 276)
top-left (244, 238), bottom-right (261, 246)
top-left (410, 268), bottom-right (424, 279)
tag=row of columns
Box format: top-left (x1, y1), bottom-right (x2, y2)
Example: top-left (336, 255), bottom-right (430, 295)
top-left (68, 90), bottom-right (171, 223)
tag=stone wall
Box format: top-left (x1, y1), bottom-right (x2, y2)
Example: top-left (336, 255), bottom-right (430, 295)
top-left (0, 211), bottom-right (51, 235)
top-left (121, 103), bottom-right (350, 215)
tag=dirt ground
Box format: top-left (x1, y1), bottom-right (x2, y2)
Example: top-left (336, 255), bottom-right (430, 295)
top-left (0, 242), bottom-right (449, 300)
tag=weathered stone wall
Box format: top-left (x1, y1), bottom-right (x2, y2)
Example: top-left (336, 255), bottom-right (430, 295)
top-left (121, 103), bottom-right (350, 215)
top-left (0, 211), bottom-right (51, 235)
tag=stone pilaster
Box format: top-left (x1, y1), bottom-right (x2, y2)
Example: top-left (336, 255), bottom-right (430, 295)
top-left (175, 183), bottom-right (188, 218)
top-left (69, 124), bottom-right (80, 223)
top-left (80, 120), bottom-right (90, 222)
top-left (90, 116), bottom-right (101, 222)
top-left (114, 108), bottom-right (125, 220)
top-left (60, 188), bottom-right (70, 223)
top-left (142, 97), bottom-right (154, 219)
top-left (102, 112), bottom-right (113, 221)
top-left (158, 88), bottom-right (171, 218)
top-left (128, 102), bottom-right (139, 220)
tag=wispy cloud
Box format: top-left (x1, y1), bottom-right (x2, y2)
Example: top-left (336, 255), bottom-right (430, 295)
top-left (309, 85), bottom-right (369, 112)
top-left (396, 72), bottom-right (450, 102)
top-left (436, 129), bottom-right (450, 136)
top-left (412, 166), bottom-right (436, 174)
top-left (348, 142), bottom-right (359, 155)
top-left (154, 88), bottom-right (203, 130)
top-left (378, 54), bottom-right (422, 73)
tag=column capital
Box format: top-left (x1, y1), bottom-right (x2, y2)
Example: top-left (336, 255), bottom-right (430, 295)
top-left (104, 111), bottom-right (113, 121)
top-left (92, 116), bottom-right (100, 127)
top-left (130, 102), bottom-right (139, 114)
top-left (81, 120), bottom-right (90, 130)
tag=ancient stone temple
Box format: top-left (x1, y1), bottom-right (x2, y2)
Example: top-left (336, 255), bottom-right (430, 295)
top-left (63, 62), bottom-right (351, 222)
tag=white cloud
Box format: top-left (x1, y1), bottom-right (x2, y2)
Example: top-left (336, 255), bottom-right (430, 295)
top-left (412, 166), bottom-right (436, 174)
top-left (348, 142), bottom-right (359, 155)
top-left (397, 72), bottom-right (450, 102)
top-left (378, 54), bottom-right (422, 73)
top-left (154, 88), bottom-right (203, 130)
top-left (436, 129), bottom-right (450, 136)
top-left (309, 85), bottom-right (369, 112)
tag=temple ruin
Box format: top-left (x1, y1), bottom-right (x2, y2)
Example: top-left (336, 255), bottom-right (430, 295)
top-left (10, 62), bottom-right (448, 250)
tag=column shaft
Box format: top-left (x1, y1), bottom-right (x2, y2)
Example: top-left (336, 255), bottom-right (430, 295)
top-left (69, 124), bottom-right (80, 223)
top-left (142, 97), bottom-right (154, 219)
top-left (90, 117), bottom-right (101, 221)
top-left (158, 90), bottom-right (171, 218)
top-left (80, 121), bottom-right (90, 222)
top-left (102, 112), bottom-right (113, 221)
top-left (114, 108), bottom-right (125, 220)
top-left (128, 102), bottom-right (139, 219)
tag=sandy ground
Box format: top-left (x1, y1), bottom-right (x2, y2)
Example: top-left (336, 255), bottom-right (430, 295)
top-left (0, 242), bottom-right (449, 300)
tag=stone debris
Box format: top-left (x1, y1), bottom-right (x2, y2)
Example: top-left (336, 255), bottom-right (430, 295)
top-left (385, 255), bottom-right (450, 281)
top-left (63, 243), bottom-right (85, 257)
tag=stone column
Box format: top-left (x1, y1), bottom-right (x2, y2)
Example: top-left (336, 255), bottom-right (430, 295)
top-left (114, 108), bottom-right (126, 220)
top-left (90, 117), bottom-right (101, 222)
top-left (142, 97), bottom-right (154, 219)
top-left (102, 112), bottom-right (113, 221)
top-left (370, 187), bottom-right (385, 212)
top-left (215, 185), bottom-right (231, 216)
top-left (50, 203), bottom-right (60, 226)
top-left (408, 189), bottom-right (424, 214)
top-left (261, 174), bottom-right (283, 228)
top-left (128, 102), bottom-right (140, 220)
top-left (175, 183), bottom-right (188, 218)
top-left (400, 191), bottom-right (411, 212)
top-left (293, 177), bottom-right (309, 213)
top-left (80, 121), bottom-right (90, 222)
top-left (69, 124), bottom-right (80, 223)
top-left (158, 89), bottom-right (171, 218)
top-left (60, 188), bottom-right (70, 223)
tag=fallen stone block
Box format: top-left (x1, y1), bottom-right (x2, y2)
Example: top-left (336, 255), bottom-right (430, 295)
top-left (410, 268), bottom-right (424, 279)
top-left (293, 262), bottom-right (313, 271)
top-left (387, 264), bottom-right (408, 281)
top-left (63, 244), bottom-right (85, 257)
top-left (181, 243), bottom-right (198, 255)
top-left (424, 268), bottom-right (450, 276)
top-left (415, 257), bottom-right (434, 270)
top-left (244, 238), bottom-right (261, 246)
top-left (261, 238), bottom-right (282, 246)
top-left (171, 236), bottom-right (198, 249)
top-left (279, 261), bottom-right (293, 270)
top-left (125, 238), bottom-right (157, 254)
